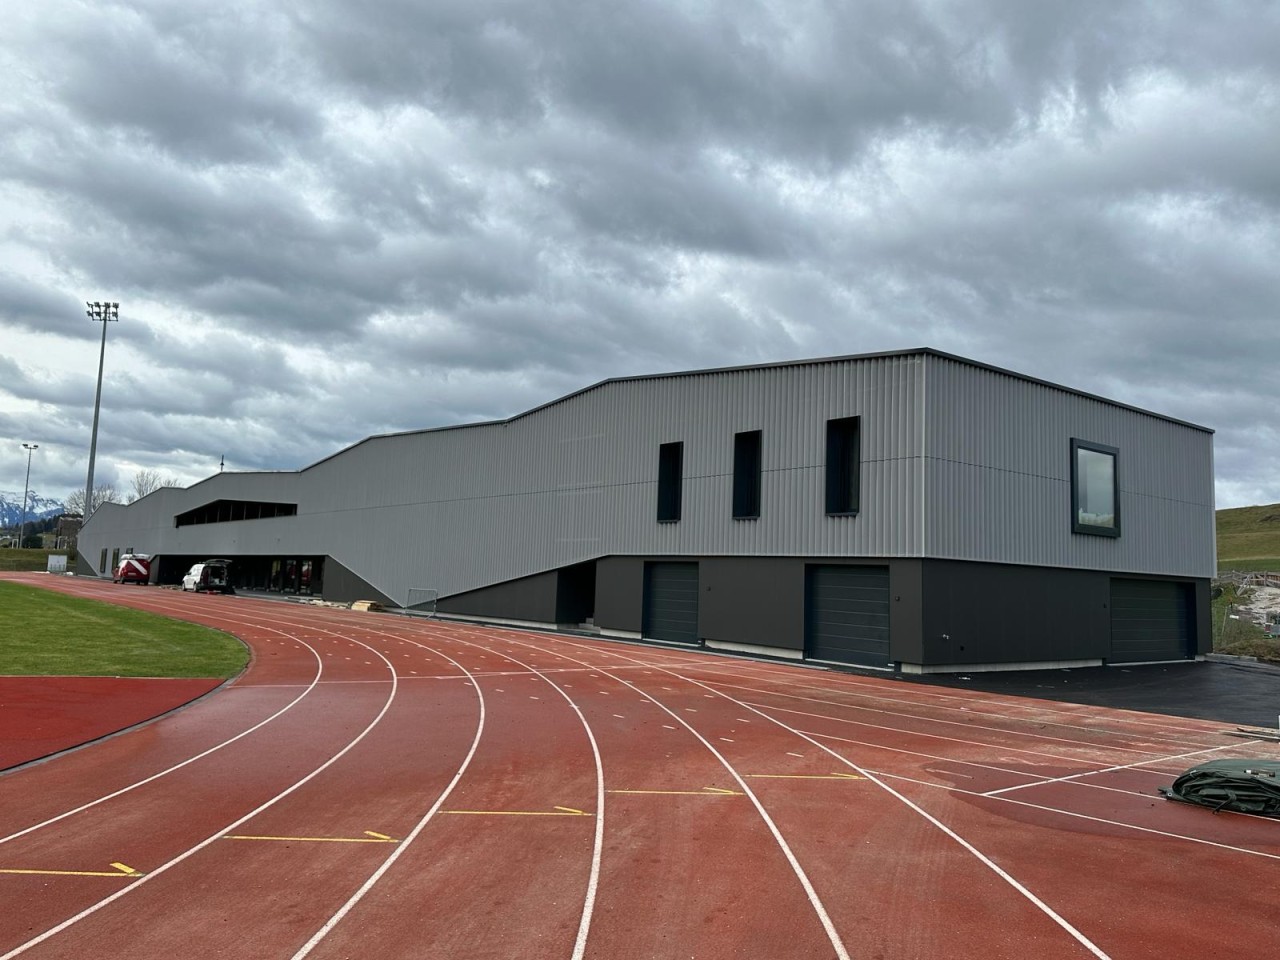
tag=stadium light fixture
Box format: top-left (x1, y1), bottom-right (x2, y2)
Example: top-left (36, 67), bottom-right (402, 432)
top-left (83, 301), bottom-right (120, 522)
top-left (19, 442), bottom-right (38, 549)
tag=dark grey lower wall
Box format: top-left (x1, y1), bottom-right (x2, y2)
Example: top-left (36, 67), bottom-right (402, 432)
top-left (595, 557), bottom-right (644, 632)
top-left (323, 559), bottom-right (396, 607)
top-left (438, 568), bottom-right (560, 622)
top-left (1192, 579), bottom-right (1212, 656)
top-left (920, 560), bottom-right (1110, 665)
top-left (439, 554), bottom-right (1208, 671)
top-left (701, 557), bottom-right (804, 651)
top-left (919, 560), bottom-right (1208, 665)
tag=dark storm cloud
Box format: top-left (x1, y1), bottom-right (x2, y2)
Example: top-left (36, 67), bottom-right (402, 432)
top-left (0, 276), bottom-right (87, 338)
top-left (34, 2), bottom-right (317, 165)
top-left (1, 0), bottom-right (1277, 506)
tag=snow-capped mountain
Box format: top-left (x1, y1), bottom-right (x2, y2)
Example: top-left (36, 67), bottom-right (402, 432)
top-left (0, 491), bottom-right (66, 529)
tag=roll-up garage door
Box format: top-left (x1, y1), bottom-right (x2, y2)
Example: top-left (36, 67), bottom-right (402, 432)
top-left (805, 565), bottom-right (891, 668)
top-left (1110, 579), bottom-right (1192, 663)
top-left (642, 562), bottom-right (700, 645)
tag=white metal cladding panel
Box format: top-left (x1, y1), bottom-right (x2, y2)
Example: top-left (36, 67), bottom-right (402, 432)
top-left (308, 352), bottom-right (930, 598)
top-left (352, 356), bottom-right (923, 598)
top-left (923, 356), bottom-right (1215, 576)
top-left (81, 353), bottom-right (929, 600)
top-left (78, 478), bottom-right (305, 562)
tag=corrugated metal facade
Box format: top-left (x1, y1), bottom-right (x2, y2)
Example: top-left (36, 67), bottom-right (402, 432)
top-left (922, 355), bottom-right (1215, 577)
top-left (79, 350), bottom-right (1214, 607)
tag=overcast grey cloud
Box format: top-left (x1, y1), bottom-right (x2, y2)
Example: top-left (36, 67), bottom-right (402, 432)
top-left (1, 0), bottom-right (1277, 510)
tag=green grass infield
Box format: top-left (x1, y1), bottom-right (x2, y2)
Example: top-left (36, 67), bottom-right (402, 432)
top-left (0, 581), bottom-right (248, 678)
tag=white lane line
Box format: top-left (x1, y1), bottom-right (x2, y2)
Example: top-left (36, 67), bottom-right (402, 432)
top-left (682, 685), bottom-right (1113, 959)
top-left (482, 631), bottom-right (853, 960)
top-left (0, 636), bottom-right (326, 848)
top-left (746, 701), bottom-right (1141, 769)
top-left (2, 634), bottom-right (406, 960)
top-left (413, 626), bottom-right (607, 960)
top-left (982, 741), bottom-right (1257, 797)
top-left (707, 680), bottom-right (1190, 758)
top-left (797, 727), bottom-right (1190, 804)
top-left (864, 768), bottom-right (1280, 861)
top-left (534, 633), bottom-right (1111, 960)
top-left (288, 643), bottom-right (489, 960)
top-left (681, 660), bottom-right (1228, 742)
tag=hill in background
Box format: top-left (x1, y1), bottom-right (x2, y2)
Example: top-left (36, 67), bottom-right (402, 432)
top-left (1216, 503), bottom-right (1280, 572)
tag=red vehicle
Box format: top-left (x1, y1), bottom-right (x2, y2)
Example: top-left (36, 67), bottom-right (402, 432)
top-left (113, 553), bottom-right (152, 585)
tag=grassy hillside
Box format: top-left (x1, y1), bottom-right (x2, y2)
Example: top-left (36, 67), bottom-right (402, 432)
top-left (1217, 502), bottom-right (1280, 572)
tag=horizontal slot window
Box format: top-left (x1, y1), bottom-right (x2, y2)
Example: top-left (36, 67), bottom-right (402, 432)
top-left (175, 500), bottom-right (298, 528)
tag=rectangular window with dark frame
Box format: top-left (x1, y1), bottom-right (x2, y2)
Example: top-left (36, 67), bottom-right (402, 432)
top-left (825, 416), bottom-right (860, 515)
top-left (1071, 438), bottom-right (1120, 537)
top-left (657, 441), bottom-right (683, 523)
top-left (733, 430), bottom-right (762, 519)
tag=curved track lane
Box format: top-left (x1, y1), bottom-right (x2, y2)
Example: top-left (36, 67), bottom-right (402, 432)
top-left (2, 575), bottom-right (1278, 960)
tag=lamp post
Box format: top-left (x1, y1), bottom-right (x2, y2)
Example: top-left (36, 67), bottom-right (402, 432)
top-left (83, 301), bottom-right (119, 521)
top-left (19, 443), bottom-right (38, 549)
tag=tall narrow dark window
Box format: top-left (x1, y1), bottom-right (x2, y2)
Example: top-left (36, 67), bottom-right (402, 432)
top-left (657, 442), bottom-right (683, 523)
top-left (825, 416), bottom-right (860, 515)
top-left (733, 430), bottom-right (762, 519)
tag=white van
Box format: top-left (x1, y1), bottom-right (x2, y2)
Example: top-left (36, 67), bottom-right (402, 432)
top-left (181, 559), bottom-right (232, 594)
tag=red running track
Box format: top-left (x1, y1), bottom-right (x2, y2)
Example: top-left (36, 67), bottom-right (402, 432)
top-left (0, 573), bottom-right (1277, 960)
top-left (0, 677), bottom-right (222, 772)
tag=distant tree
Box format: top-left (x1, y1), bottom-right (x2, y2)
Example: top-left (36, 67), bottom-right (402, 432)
top-left (65, 484), bottom-right (121, 517)
top-left (125, 469), bottom-right (182, 503)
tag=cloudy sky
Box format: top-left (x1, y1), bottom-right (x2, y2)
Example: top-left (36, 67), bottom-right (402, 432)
top-left (2, 0), bottom-right (1276, 510)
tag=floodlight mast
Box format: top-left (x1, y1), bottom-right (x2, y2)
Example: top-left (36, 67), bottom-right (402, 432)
top-left (83, 301), bottom-right (119, 524)
top-left (19, 443), bottom-right (38, 549)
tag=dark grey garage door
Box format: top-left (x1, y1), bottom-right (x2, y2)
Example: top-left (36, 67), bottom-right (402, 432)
top-left (1110, 579), bottom-right (1192, 663)
top-left (805, 565), bottom-right (891, 668)
top-left (643, 562), bottom-right (700, 645)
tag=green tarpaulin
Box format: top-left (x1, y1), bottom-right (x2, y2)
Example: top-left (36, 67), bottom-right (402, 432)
top-left (1160, 759), bottom-right (1280, 816)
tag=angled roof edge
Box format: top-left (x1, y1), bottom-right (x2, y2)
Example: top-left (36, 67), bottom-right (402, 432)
top-left (300, 347), bottom-right (1212, 473)
top-left (185, 470), bottom-right (301, 491)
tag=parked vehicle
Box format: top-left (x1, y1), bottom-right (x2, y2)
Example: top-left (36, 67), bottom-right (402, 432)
top-left (181, 559), bottom-right (233, 594)
top-left (113, 553), bottom-right (152, 585)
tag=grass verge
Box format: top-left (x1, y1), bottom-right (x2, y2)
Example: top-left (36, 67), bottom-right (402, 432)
top-left (0, 549), bottom-right (67, 573)
top-left (0, 581), bottom-right (248, 678)
top-left (1211, 592), bottom-right (1280, 660)
top-left (1217, 557), bottom-right (1280, 574)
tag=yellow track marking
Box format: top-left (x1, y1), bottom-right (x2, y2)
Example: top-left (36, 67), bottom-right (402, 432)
top-left (442, 806), bottom-right (592, 817)
top-left (607, 786), bottom-right (743, 796)
top-left (0, 862), bottom-right (141, 878)
top-left (746, 773), bottom-right (866, 781)
top-left (223, 832), bottom-right (400, 843)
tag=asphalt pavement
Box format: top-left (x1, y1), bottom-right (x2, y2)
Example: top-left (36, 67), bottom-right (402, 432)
top-left (909, 657), bottom-right (1280, 730)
